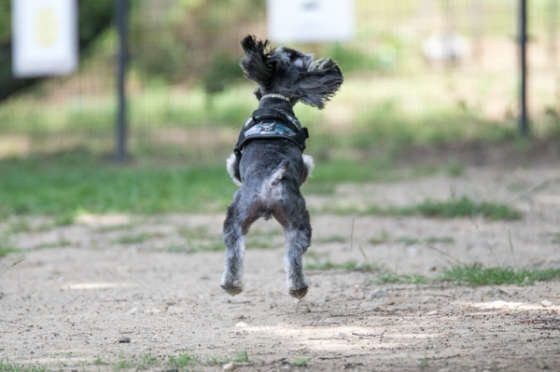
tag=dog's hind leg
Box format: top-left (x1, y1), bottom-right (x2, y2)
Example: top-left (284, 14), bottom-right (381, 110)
top-left (279, 195), bottom-right (311, 299)
top-left (221, 192), bottom-right (258, 295)
top-left (221, 195), bottom-right (245, 295)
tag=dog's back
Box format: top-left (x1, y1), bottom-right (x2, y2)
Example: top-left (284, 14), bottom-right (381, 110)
top-left (239, 139), bottom-right (306, 223)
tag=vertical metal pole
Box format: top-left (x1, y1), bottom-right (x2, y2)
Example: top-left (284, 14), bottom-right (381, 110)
top-left (115, 0), bottom-right (129, 162)
top-left (518, 0), bottom-right (529, 136)
top-left (548, 0), bottom-right (558, 68)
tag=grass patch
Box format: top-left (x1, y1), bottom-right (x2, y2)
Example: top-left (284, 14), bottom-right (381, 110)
top-left (113, 359), bottom-right (134, 371)
top-left (168, 353), bottom-right (198, 369)
top-left (232, 351), bottom-right (250, 364)
top-left (418, 357), bottom-right (431, 369)
top-left (445, 161), bottom-right (465, 177)
top-left (95, 224), bottom-right (134, 233)
top-left (0, 151), bottom-right (236, 217)
top-left (246, 235), bottom-right (282, 249)
top-left (0, 246), bottom-right (19, 258)
top-left (0, 362), bottom-right (46, 372)
top-left (549, 232), bottom-right (560, 244)
top-left (369, 230), bottom-right (391, 245)
top-left (315, 235), bottom-right (347, 244)
top-left (175, 226), bottom-right (224, 253)
top-left (114, 233), bottom-right (158, 245)
top-left (440, 264), bottom-right (560, 286)
top-left (424, 236), bottom-right (455, 244)
top-left (205, 355), bottom-right (230, 366)
top-left (322, 196), bottom-right (522, 221)
top-left (93, 357), bottom-right (107, 366)
top-left (0, 151), bottom-right (431, 219)
top-left (305, 260), bottom-right (381, 272)
top-left (291, 357), bottom-right (311, 367)
top-left (403, 197), bottom-right (522, 220)
top-left (165, 241), bottom-right (224, 254)
top-left (375, 271), bottom-right (429, 284)
top-left (306, 260), bottom-right (560, 286)
top-left (0, 148), bottom-right (515, 221)
top-left (137, 354), bottom-right (158, 369)
top-left (395, 236), bottom-right (421, 245)
top-left (35, 240), bottom-right (72, 250)
top-left (369, 233), bottom-right (454, 246)
top-left (5, 220), bottom-right (32, 234)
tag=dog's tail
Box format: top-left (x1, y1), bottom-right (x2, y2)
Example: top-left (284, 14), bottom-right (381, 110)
top-left (260, 160), bottom-right (288, 200)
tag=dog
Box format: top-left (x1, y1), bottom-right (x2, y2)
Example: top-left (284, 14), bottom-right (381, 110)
top-left (221, 35), bottom-right (343, 299)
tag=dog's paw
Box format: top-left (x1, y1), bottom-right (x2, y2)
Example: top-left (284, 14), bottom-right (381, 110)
top-left (289, 286), bottom-right (308, 299)
top-left (221, 282), bottom-right (243, 296)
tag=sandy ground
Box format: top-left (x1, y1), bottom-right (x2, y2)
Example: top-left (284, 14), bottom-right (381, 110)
top-left (1, 166), bottom-right (560, 371)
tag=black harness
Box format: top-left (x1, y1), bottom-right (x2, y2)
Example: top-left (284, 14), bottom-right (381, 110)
top-left (234, 107), bottom-right (309, 159)
top-left (231, 102), bottom-right (309, 183)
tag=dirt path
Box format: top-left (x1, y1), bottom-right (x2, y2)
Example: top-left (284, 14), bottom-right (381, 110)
top-left (1, 166), bottom-right (560, 371)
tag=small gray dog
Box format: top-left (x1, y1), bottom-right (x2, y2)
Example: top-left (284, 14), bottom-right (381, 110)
top-left (221, 35), bottom-right (343, 299)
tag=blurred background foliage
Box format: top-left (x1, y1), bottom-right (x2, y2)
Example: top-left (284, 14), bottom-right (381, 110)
top-left (0, 0), bottom-right (559, 163)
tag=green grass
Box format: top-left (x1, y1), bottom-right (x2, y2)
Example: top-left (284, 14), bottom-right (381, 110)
top-left (246, 235), bottom-right (282, 249)
top-left (168, 353), bottom-right (198, 369)
top-left (369, 233), bottom-right (454, 246)
top-left (0, 246), bottom-right (19, 257)
top-left (403, 197), bottom-right (522, 220)
top-left (418, 357), bottom-right (430, 369)
top-left (549, 232), bottom-right (560, 244)
top-left (305, 260), bottom-right (381, 272)
top-left (0, 362), bottom-right (46, 372)
top-left (375, 271), bottom-right (429, 284)
top-left (315, 235), bottom-right (347, 244)
top-left (137, 354), bottom-right (158, 369)
top-left (114, 359), bottom-right (134, 371)
top-left (232, 351), bottom-right (250, 364)
top-left (424, 236), bottom-right (455, 245)
top-left (93, 357), bottom-right (107, 366)
top-left (35, 240), bottom-right (71, 250)
top-left (205, 355), bottom-right (230, 366)
top-left (440, 264), bottom-right (560, 286)
top-left (0, 150), bottom-right (452, 219)
top-left (114, 233), bottom-right (158, 245)
top-left (0, 151), bottom-right (236, 217)
top-left (306, 260), bottom-right (560, 286)
top-left (291, 357), bottom-right (311, 367)
top-left (322, 196), bottom-right (522, 221)
top-left (174, 226), bottom-right (225, 253)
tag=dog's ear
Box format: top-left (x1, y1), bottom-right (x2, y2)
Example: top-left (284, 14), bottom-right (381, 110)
top-left (240, 35), bottom-right (273, 89)
top-left (295, 58), bottom-right (343, 109)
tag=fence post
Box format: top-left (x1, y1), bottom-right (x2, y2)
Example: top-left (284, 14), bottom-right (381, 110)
top-left (115, 0), bottom-right (129, 162)
top-left (518, 0), bottom-right (529, 136)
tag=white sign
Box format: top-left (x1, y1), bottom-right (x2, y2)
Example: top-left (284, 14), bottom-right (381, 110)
top-left (267, 0), bottom-right (354, 43)
top-left (12, 0), bottom-right (78, 77)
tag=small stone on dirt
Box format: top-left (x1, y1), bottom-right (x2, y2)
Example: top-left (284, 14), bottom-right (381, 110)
top-left (223, 362), bottom-right (236, 371)
top-left (541, 300), bottom-right (553, 307)
top-left (117, 336), bottom-right (131, 343)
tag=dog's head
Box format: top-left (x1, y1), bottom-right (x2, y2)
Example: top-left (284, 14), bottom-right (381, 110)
top-left (240, 35), bottom-right (343, 109)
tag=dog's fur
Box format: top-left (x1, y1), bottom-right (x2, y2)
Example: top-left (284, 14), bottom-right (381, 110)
top-left (221, 35), bottom-right (343, 299)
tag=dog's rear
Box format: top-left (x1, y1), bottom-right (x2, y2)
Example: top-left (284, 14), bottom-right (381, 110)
top-left (221, 35), bottom-right (342, 298)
